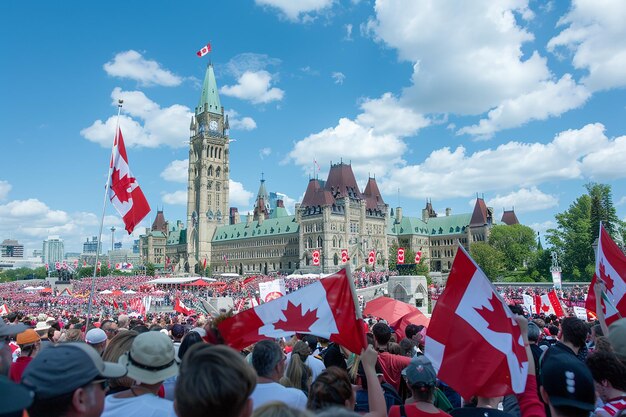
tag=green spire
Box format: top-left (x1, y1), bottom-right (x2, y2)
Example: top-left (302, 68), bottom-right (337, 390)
top-left (197, 64), bottom-right (221, 115)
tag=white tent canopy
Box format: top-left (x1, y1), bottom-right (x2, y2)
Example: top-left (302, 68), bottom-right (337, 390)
top-left (123, 290), bottom-right (136, 294)
top-left (147, 277), bottom-right (216, 285)
top-left (99, 290), bottom-right (113, 294)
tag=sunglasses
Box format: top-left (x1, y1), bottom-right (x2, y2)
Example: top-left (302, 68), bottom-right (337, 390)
top-left (90, 379), bottom-right (110, 391)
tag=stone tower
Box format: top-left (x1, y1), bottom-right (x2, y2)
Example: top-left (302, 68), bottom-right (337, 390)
top-left (186, 64), bottom-right (230, 273)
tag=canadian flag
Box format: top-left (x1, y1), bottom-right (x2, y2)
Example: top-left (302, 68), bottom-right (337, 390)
top-left (586, 224), bottom-right (626, 325)
top-left (113, 300), bottom-right (119, 310)
top-left (174, 298), bottom-right (194, 316)
top-left (0, 304), bottom-right (9, 315)
top-left (218, 268), bottom-right (367, 355)
top-left (108, 127), bottom-right (150, 234)
top-left (425, 247), bottom-right (527, 399)
top-left (534, 291), bottom-right (565, 317)
top-left (196, 42), bottom-right (211, 57)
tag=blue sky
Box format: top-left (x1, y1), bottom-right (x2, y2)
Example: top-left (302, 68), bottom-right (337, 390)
top-left (2, 0), bottom-right (626, 255)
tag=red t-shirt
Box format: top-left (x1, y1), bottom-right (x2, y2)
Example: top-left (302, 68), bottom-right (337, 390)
top-left (378, 352), bottom-right (412, 391)
top-left (389, 404), bottom-right (452, 417)
top-left (9, 356), bottom-right (33, 383)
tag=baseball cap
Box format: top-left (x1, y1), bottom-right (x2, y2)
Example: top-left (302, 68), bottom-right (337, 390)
top-left (0, 320), bottom-right (28, 338)
top-left (22, 342), bottom-right (126, 399)
top-left (85, 328), bottom-right (107, 344)
top-left (0, 375), bottom-right (33, 414)
top-left (402, 355), bottom-right (437, 387)
top-left (119, 331), bottom-right (179, 384)
top-left (171, 323), bottom-right (185, 338)
top-left (541, 353), bottom-right (595, 411)
top-left (608, 318), bottom-right (626, 362)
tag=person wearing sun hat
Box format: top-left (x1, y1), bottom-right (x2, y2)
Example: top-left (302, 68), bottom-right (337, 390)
top-left (9, 328), bottom-right (41, 383)
top-left (21, 342), bottom-right (127, 417)
top-left (101, 331), bottom-right (178, 417)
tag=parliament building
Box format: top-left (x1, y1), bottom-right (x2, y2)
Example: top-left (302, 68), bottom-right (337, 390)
top-left (140, 65), bottom-right (519, 275)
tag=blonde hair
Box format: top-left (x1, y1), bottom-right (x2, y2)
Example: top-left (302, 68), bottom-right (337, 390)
top-left (102, 330), bottom-right (138, 390)
top-left (284, 341), bottom-right (312, 393)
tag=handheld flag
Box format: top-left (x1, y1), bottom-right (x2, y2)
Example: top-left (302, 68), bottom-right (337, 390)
top-left (174, 298), bottom-right (194, 316)
top-left (196, 42), bottom-right (211, 57)
top-left (218, 268), bottom-right (366, 354)
top-left (534, 290), bottom-right (565, 317)
top-left (586, 224), bottom-right (626, 325)
top-left (108, 127), bottom-right (150, 234)
top-left (425, 246), bottom-right (527, 399)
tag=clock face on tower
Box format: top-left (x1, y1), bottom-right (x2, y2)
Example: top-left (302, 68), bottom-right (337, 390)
top-left (209, 120), bottom-right (218, 131)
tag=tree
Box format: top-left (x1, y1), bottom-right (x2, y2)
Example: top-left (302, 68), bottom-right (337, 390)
top-left (547, 193), bottom-right (594, 281)
top-left (470, 242), bottom-right (504, 281)
top-left (488, 224), bottom-right (537, 270)
top-left (586, 183), bottom-right (621, 240)
top-left (145, 262), bottom-right (156, 276)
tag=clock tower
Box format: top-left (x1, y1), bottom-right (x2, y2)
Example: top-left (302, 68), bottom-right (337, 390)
top-left (186, 63), bottom-right (230, 273)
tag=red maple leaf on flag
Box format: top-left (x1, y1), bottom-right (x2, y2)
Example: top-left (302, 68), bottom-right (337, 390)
top-left (542, 303), bottom-right (550, 312)
top-left (599, 261), bottom-right (615, 293)
top-left (273, 301), bottom-right (318, 332)
top-left (110, 169), bottom-right (137, 204)
top-left (475, 293), bottom-right (526, 369)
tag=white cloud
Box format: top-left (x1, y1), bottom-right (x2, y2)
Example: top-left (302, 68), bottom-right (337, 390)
top-left (345, 24), bottom-right (353, 41)
top-left (161, 160), bottom-right (188, 183)
top-left (287, 92), bottom-right (428, 180)
top-left (529, 220), bottom-right (556, 236)
top-left (0, 197), bottom-right (139, 254)
top-left (381, 123), bottom-right (610, 199)
top-left (162, 191), bottom-right (187, 205)
top-left (617, 196), bottom-right (626, 206)
top-left (226, 109), bottom-right (257, 131)
top-left (367, 0), bottom-right (550, 115)
top-left (81, 87), bottom-right (192, 148)
top-left (0, 180), bottom-right (11, 200)
top-left (486, 187), bottom-right (558, 213)
top-left (255, 0), bottom-right (334, 21)
top-left (548, 0), bottom-right (626, 91)
top-left (580, 133), bottom-right (626, 179)
top-left (224, 53), bottom-right (281, 78)
top-left (230, 179), bottom-right (255, 208)
top-left (458, 74), bottom-right (590, 139)
top-left (332, 72), bottom-right (346, 84)
top-left (260, 147), bottom-right (272, 158)
top-left (220, 71), bottom-right (284, 104)
top-left (103, 50), bottom-right (182, 87)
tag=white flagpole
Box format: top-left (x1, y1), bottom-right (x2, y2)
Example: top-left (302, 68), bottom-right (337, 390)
top-left (86, 100), bottom-right (123, 329)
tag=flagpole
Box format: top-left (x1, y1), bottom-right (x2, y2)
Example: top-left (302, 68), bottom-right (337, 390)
top-left (86, 100), bottom-right (124, 329)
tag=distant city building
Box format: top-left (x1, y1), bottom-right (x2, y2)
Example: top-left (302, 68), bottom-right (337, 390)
top-left (32, 249), bottom-right (43, 260)
top-left (43, 236), bottom-right (64, 265)
top-left (132, 239), bottom-right (140, 254)
top-left (108, 249), bottom-right (141, 268)
top-left (82, 236), bottom-right (101, 254)
top-left (1, 239), bottom-right (24, 258)
top-left (64, 252), bottom-right (81, 260)
top-left (114, 242), bottom-right (122, 250)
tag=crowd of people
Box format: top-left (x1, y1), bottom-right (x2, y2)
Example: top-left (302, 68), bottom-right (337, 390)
top-left (1, 272), bottom-right (624, 417)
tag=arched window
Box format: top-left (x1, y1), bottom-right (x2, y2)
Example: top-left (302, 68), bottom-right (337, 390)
top-left (333, 253), bottom-right (339, 265)
top-left (307, 237), bottom-right (313, 249)
top-left (317, 236), bottom-right (323, 248)
top-left (216, 167), bottom-right (221, 178)
top-left (218, 148), bottom-right (222, 159)
top-left (332, 237), bottom-right (337, 248)
top-left (208, 165), bottom-right (214, 177)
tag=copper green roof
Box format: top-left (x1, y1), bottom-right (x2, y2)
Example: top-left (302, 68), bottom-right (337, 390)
top-left (269, 206), bottom-right (290, 219)
top-left (166, 228), bottom-right (186, 245)
top-left (212, 216), bottom-right (299, 242)
top-left (197, 64), bottom-right (221, 115)
top-left (388, 213), bottom-right (473, 236)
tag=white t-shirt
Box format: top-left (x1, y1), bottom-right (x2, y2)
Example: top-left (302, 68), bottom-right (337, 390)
top-left (101, 393), bottom-right (176, 417)
top-left (250, 382), bottom-right (308, 411)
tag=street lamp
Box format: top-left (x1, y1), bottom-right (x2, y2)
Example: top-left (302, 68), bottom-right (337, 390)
top-left (592, 237), bottom-right (599, 260)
